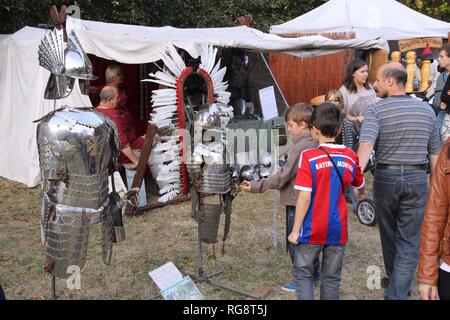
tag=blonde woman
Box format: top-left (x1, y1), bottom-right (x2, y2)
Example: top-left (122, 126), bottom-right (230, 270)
top-left (105, 65), bottom-right (127, 108)
top-left (326, 90), bottom-right (357, 150)
top-left (103, 65), bottom-right (144, 166)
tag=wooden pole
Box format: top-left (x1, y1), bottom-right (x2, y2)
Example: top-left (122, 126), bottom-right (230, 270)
top-left (124, 123), bottom-right (157, 216)
top-left (391, 51), bottom-right (401, 63)
top-left (405, 51), bottom-right (416, 93)
top-left (419, 60), bottom-right (431, 92)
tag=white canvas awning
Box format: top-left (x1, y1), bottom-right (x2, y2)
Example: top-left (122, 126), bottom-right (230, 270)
top-left (270, 0), bottom-right (450, 41)
top-left (67, 16), bottom-right (388, 60)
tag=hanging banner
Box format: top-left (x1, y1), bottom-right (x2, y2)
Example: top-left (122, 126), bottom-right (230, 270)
top-left (398, 37), bottom-right (443, 52)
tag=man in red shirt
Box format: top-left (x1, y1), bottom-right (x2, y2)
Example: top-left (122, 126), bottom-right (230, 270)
top-left (95, 86), bottom-right (143, 167)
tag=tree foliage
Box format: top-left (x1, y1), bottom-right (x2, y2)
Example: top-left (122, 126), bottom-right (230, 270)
top-left (400, 0), bottom-right (450, 23)
top-left (0, 0), bottom-right (448, 35)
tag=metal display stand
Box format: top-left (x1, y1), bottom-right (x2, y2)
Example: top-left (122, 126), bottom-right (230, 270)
top-left (186, 213), bottom-right (262, 299)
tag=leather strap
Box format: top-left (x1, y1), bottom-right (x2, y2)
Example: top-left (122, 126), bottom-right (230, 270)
top-left (319, 147), bottom-right (345, 193)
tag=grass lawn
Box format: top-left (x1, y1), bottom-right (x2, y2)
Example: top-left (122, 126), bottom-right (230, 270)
top-left (0, 174), bottom-right (420, 300)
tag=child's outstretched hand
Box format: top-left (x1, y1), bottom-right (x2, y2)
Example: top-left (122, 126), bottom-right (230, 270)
top-left (354, 187), bottom-right (368, 201)
top-left (288, 231), bottom-right (299, 244)
top-left (239, 181), bottom-right (251, 192)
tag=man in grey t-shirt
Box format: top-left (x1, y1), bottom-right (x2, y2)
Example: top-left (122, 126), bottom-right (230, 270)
top-left (357, 63), bottom-right (440, 300)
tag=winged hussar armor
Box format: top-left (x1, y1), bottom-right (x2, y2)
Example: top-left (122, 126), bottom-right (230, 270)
top-left (145, 44), bottom-right (236, 254)
top-left (36, 28), bottom-right (126, 279)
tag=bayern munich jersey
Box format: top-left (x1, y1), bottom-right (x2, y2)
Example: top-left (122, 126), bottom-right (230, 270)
top-left (294, 144), bottom-right (364, 245)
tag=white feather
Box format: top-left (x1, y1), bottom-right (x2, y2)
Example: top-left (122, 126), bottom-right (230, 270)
top-left (152, 105), bottom-right (178, 114)
top-left (199, 44), bottom-right (209, 71)
top-left (157, 48), bottom-right (182, 77)
top-left (159, 183), bottom-right (181, 195)
top-left (150, 71), bottom-right (177, 85)
top-left (167, 44), bottom-right (186, 73)
top-left (217, 97), bottom-right (231, 105)
top-left (212, 67), bottom-right (227, 86)
top-left (210, 58), bottom-right (222, 77)
top-left (143, 79), bottom-right (176, 88)
top-left (150, 113), bottom-right (175, 124)
top-left (156, 118), bottom-right (179, 130)
top-left (152, 98), bottom-right (178, 106)
top-left (214, 82), bottom-right (228, 92)
top-left (151, 95), bottom-right (177, 104)
top-left (152, 88), bottom-right (177, 96)
top-left (208, 47), bottom-right (218, 73)
top-left (159, 190), bottom-right (180, 203)
top-left (159, 164), bottom-right (182, 175)
top-left (216, 91), bottom-right (231, 100)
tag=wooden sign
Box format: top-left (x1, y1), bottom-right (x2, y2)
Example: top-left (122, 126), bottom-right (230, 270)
top-left (398, 37), bottom-right (443, 52)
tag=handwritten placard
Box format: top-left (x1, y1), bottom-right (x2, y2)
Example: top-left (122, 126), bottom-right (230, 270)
top-left (398, 37), bottom-right (443, 52)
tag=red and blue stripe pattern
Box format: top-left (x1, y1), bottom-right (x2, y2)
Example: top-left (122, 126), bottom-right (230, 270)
top-left (294, 144), bottom-right (364, 245)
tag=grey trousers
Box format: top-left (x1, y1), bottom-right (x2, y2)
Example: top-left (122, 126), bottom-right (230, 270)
top-left (293, 244), bottom-right (345, 300)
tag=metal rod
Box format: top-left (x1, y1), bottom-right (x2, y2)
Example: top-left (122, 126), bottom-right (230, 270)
top-left (51, 275), bottom-right (57, 300)
top-left (273, 190), bottom-right (278, 251)
top-left (272, 129), bottom-right (279, 251)
top-left (186, 193), bottom-right (261, 299)
top-left (207, 279), bottom-right (261, 299)
top-left (197, 203), bottom-right (204, 278)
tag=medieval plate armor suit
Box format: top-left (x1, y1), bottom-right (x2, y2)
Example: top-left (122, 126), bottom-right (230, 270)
top-left (36, 28), bottom-right (127, 280)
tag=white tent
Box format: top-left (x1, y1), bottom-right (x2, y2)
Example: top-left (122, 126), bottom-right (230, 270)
top-left (0, 27), bottom-right (91, 187)
top-left (66, 16), bottom-right (388, 60)
top-left (0, 17), bottom-right (388, 187)
top-left (270, 0), bottom-right (450, 40)
top-left (0, 35), bottom-right (10, 43)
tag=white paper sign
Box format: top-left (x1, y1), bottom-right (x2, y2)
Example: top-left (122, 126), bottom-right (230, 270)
top-left (258, 86), bottom-right (278, 122)
top-left (148, 261), bottom-right (183, 290)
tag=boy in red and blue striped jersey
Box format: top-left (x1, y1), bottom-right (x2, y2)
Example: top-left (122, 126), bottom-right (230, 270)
top-left (288, 103), bottom-right (367, 300)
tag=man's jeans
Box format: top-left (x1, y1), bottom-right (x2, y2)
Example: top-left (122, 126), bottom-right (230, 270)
top-left (293, 244), bottom-right (345, 300)
top-left (373, 168), bottom-right (428, 300)
top-left (286, 206), bottom-right (320, 281)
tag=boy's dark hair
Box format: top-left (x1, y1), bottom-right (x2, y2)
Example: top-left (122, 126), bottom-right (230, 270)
top-left (311, 103), bottom-right (342, 138)
top-left (285, 102), bottom-right (313, 125)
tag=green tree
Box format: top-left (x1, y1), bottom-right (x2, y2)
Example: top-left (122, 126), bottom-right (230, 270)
top-left (0, 0), bottom-right (448, 35)
top-left (400, 0), bottom-right (450, 22)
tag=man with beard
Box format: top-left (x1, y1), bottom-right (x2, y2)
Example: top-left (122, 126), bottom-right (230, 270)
top-left (357, 62), bottom-right (441, 300)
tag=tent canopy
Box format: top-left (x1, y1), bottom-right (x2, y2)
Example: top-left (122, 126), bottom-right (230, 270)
top-left (0, 34), bottom-right (10, 43)
top-left (67, 16), bottom-right (388, 61)
top-left (0, 27), bottom-right (92, 187)
top-left (0, 18), bottom-right (388, 188)
top-left (270, 0), bottom-right (450, 41)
